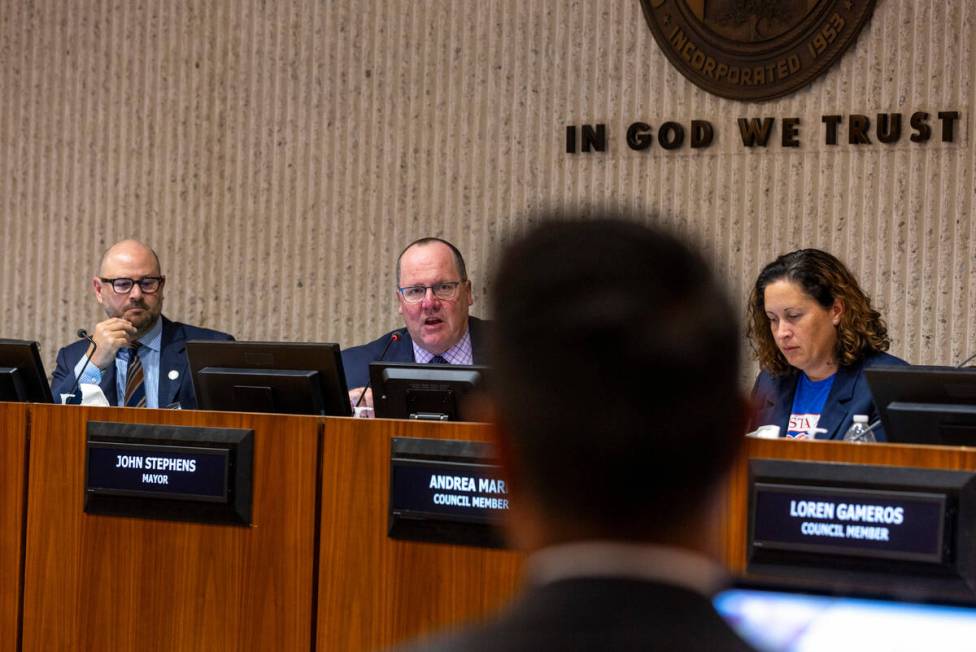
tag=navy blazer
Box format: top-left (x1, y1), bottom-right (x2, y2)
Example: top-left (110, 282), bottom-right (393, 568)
top-left (750, 350), bottom-right (909, 441)
top-left (50, 316), bottom-right (234, 409)
top-left (341, 316), bottom-right (491, 389)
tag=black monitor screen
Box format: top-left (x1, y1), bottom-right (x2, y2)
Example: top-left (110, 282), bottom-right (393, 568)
top-left (370, 362), bottom-right (487, 422)
top-left (0, 339), bottom-right (53, 403)
top-left (866, 366), bottom-right (976, 445)
top-left (186, 341), bottom-right (351, 416)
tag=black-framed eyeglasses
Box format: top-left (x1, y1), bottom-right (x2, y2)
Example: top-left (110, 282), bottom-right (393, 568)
top-left (398, 280), bottom-right (465, 303)
top-left (99, 276), bottom-right (165, 294)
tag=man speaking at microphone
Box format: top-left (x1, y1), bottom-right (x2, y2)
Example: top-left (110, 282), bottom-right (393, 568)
top-left (50, 239), bottom-right (233, 408)
top-left (342, 237), bottom-right (490, 409)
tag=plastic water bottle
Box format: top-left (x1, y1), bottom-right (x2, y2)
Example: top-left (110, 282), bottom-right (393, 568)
top-left (843, 414), bottom-right (875, 443)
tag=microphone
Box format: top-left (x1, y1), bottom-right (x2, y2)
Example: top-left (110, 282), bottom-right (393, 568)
top-left (66, 329), bottom-right (97, 404)
top-left (355, 330), bottom-right (402, 408)
top-left (958, 352), bottom-right (976, 368)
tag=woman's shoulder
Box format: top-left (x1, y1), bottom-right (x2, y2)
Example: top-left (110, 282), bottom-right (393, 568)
top-left (862, 350), bottom-right (910, 368)
top-left (751, 367), bottom-right (797, 396)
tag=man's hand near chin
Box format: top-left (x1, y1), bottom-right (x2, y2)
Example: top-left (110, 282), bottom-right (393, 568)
top-left (88, 318), bottom-right (137, 370)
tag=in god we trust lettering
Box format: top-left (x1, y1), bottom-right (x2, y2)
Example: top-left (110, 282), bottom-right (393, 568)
top-left (565, 111), bottom-right (962, 153)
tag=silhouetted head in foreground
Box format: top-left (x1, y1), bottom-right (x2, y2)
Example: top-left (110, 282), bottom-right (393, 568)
top-left (489, 211), bottom-right (746, 548)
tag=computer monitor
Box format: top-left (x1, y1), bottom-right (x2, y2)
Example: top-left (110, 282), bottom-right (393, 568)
top-left (186, 341), bottom-right (351, 416)
top-left (866, 366), bottom-right (976, 445)
top-left (369, 362), bottom-right (487, 421)
top-left (0, 339), bottom-right (53, 403)
top-left (715, 582), bottom-right (976, 652)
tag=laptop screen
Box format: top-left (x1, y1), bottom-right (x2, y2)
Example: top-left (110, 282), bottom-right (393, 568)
top-left (714, 586), bottom-right (976, 652)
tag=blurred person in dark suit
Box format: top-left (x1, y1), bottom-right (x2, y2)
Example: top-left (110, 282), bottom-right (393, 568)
top-left (396, 213), bottom-right (756, 652)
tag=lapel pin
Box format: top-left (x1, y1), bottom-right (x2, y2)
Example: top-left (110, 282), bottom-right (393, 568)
top-left (168, 369), bottom-right (180, 381)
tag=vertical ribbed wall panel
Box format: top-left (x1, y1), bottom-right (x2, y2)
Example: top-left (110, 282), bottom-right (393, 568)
top-left (0, 0), bottom-right (973, 380)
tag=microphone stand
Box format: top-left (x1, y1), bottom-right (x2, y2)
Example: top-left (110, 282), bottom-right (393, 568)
top-left (355, 330), bottom-right (402, 407)
top-left (66, 329), bottom-right (97, 405)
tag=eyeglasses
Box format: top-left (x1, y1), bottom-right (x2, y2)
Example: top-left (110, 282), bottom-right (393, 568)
top-left (99, 276), bottom-right (165, 294)
top-left (398, 280), bottom-right (465, 303)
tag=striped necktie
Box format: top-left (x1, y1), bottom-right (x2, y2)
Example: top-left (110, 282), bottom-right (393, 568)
top-left (124, 343), bottom-right (147, 407)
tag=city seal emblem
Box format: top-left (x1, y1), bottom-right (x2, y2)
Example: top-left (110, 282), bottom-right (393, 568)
top-left (639, 0), bottom-right (877, 102)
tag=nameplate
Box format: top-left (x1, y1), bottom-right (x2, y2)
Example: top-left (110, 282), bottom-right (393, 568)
top-left (87, 442), bottom-right (229, 501)
top-left (752, 483), bottom-right (946, 563)
top-left (747, 460), bottom-right (976, 601)
top-left (85, 421), bottom-right (253, 525)
top-left (389, 437), bottom-right (507, 548)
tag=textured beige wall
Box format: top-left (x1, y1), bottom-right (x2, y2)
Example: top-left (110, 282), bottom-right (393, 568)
top-left (0, 0), bottom-right (973, 381)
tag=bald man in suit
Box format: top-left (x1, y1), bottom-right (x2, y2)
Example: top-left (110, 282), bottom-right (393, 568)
top-left (51, 239), bottom-right (232, 408)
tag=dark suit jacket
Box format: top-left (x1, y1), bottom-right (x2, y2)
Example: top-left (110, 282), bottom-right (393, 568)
top-left (396, 578), bottom-right (757, 652)
top-left (750, 350), bottom-right (909, 441)
top-left (341, 316), bottom-right (491, 389)
top-left (50, 316), bottom-right (234, 409)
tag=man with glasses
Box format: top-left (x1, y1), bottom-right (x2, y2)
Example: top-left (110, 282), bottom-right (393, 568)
top-left (341, 237), bottom-right (490, 406)
top-left (50, 239), bottom-right (233, 408)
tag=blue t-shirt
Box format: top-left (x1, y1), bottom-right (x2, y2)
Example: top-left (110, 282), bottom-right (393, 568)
top-left (786, 373), bottom-right (836, 438)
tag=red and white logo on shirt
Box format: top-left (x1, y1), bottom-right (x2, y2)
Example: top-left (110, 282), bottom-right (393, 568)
top-left (787, 413), bottom-right (820, 439)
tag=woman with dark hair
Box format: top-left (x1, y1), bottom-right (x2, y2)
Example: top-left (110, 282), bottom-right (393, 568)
top-left (747, 249), bottom-right (908, 440)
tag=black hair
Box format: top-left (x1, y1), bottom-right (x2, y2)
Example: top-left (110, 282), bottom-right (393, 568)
top-left (490, 212), bottom-right (742, 535)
